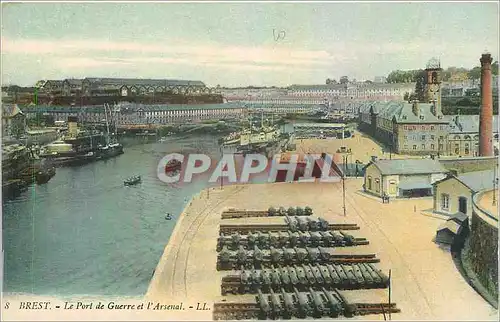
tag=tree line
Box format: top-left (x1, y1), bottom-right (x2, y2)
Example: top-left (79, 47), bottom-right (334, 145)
top-left (386, 62), bottom-right (499, 84)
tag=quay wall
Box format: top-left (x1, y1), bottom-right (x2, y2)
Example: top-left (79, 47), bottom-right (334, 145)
top-left (438, 156), bottom-right (498, 173)
top-left (463, 189), bottom-right (499, 306)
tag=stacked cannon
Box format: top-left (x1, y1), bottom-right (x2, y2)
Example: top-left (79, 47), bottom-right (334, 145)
top-left (216, 230), bottom-right (366, 252)
top-left (222, 263), bottom-right (390, 295)
top-left (222, 206), bottom-right (313, 219)
top-left (214, 206), bottom-right (399, 320)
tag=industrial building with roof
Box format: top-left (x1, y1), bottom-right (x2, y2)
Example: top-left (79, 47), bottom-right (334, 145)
top-left (432, 169), bottom-right (495, 217)
top-left (39, 78), bottom-right (211, 97)
top-left (363, 157), bottom-right (448, 198)
top-left (357, 57), bottom-right (499, 157)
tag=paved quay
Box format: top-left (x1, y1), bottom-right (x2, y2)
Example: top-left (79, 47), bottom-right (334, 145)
top-left (146, 179), bottom-right (498, 320)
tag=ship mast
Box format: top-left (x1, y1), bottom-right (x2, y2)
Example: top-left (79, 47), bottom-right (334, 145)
top-left (104, 103), bottom-right (111, 145)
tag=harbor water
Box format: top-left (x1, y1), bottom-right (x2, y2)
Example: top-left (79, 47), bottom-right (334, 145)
top-left (2, 135), bottom-right (223, 297)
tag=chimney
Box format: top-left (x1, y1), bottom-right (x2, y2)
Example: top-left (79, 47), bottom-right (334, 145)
top-left (479, 53), bottom-right (493, 156)
top-left (411, 100), bottom-right (419, 117)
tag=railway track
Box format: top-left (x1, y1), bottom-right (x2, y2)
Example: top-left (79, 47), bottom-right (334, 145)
top-left (219, 223), bottom-right (359, 234)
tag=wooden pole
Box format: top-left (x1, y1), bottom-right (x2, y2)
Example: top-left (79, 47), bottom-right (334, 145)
top-left (388, 269), bottom-right (392, 321)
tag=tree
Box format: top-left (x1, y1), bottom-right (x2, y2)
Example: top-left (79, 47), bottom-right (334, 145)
top-left (414, 69), bottom-right (426, 101)
top-left (492, 61), bottom-right (499, 76)
top-left (468, 66), bottom-right (482, 80)
top-left (340, 76), bottom-right (349, 84)
top-left (326, 78), bottom-right (332, 85)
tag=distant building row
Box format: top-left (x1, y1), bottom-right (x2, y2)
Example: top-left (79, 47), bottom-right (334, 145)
top-left (36, 78), bottom-right (215, 97)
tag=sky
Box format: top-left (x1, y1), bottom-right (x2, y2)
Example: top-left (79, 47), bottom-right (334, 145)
top-left (1, 1), bottom-right (499, 87)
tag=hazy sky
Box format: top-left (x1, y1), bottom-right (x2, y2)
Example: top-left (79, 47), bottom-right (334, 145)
top-left (2, 1), bottom-right (499, 87)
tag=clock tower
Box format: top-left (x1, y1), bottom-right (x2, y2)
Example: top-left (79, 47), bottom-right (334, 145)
top-left (424, 58), bottom-right (443, 116)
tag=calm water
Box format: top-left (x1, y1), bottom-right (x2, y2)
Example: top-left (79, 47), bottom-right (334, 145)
top-left (2, 135), bottom-right (222, 297)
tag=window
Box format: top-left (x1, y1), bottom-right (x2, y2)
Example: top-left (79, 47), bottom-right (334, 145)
top-left (431, 144), bottom-right (435, 149)
top-left (421, 144), bottom-right (425, 149)
top-left (439, 136), bottom-right (444, 140)
top-left (413, 145), bottom-right (417, 150)
top-left (375, 179), bottom-right (380, 193)
top-left (455, 144), bottom-right (460, 154)
top-left (367, 176), bottom-right (372, 190)
top-left (439, 144), bottom-right (443, 151)
top-left (421, 135), bottom-right (426, 140)
top-left (404, 135), bottom-right (408, 140)
top-left (431, 135), bottom-right (435, 140)
top-left (441, 194), bottom-right (450, 210)
top-left (430, 126), bottom-right (435, 130)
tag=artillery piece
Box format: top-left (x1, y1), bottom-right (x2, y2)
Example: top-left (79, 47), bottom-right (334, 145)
top-left (270, 246), bottom-right (283, 264)
top-left (282, 247), bottom-right (296, 264)
top-left (302, 264), bottom-right (316, 285)
top-left (278, 231), bottom-right (289, 247)
top-left (287, 207), bottom-right (297, 217)
top-left (294, 247), bottom-right (309, 263)
top-left (307, 217), bottom-right (319, 231)
top-left (308, 287), bottom-right (326, 318)
top-left (269, 232), bottom-right (280, 248)
top-left (281, 287), bottom-right (297, 318)
top-left (270, 269), bottom-right (281, 287)
top-left (278, 207), bottom-right (287, 216)
top-left (261, 269), bottom-right (272, 287)
top-left (298, 231), bottom-right (311, 245)
top-left (318, 218), bottom-right (330, 231)
top-left (296, 216), bottom-right (309, 231)
top-left (257, 231), bottom-right (269, 247)
top-left (287, 266), bottom-right (299, 285)
top-left (237, 245), bottom-right (250, 266)
top-left (310, 264), bottom-right (325, 284)
top-left (309, 231), bottom-right (322, 247)
top-left (256, 289), bottom-right (271, 318)
top-left (289, 231), bottom-right (299, 246)
top-left (247, 231), bottom-right (257, 247)
top-left (274, 265), bottom-right (290, 285)
top-left (284, 215), bottom-right (298, 232)
top-left (318, 247), bottom-right (331, 261)
top-left (326, 264), bottom-right (341, 284)
top-left (253, 245), bottom-right (264, 267)
top-left (322, 287), bottom-right (343, 317)
top-left (293, 287), bottom-right (312, 318)
top-left (268, 288), bottom-right (282, 319)
top-left (295, 266), bottom-right (308, 285)
top-left (251, 269), bottom-right (262, 287)
top-left (319, 231), bottom-right (333, 246)
top-left (319, 264), bottom-right (333, 285)
top-left (241, 267), bottom-right (251, 285)
top-left (306, 247), bottom-right (320, 262)
top-left (304, 206), bottom-right (313, 216)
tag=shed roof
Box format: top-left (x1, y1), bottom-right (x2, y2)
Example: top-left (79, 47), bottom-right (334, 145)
top-left (437, 220), bottom-right (462, 235)
top-left (448, 212), bottom-right (468, 223)
top-left (368, 159), bottom-right (447, 175)
top-left (457, 169), bottom-right (496, 192)
top-left (84, 78), bottom-right (205, 87)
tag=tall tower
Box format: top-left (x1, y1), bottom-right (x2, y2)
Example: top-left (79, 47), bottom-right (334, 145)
top-left (479, 53), bottom-right (493, 156)
top-left (424, 58), bottom-right (443, 116)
